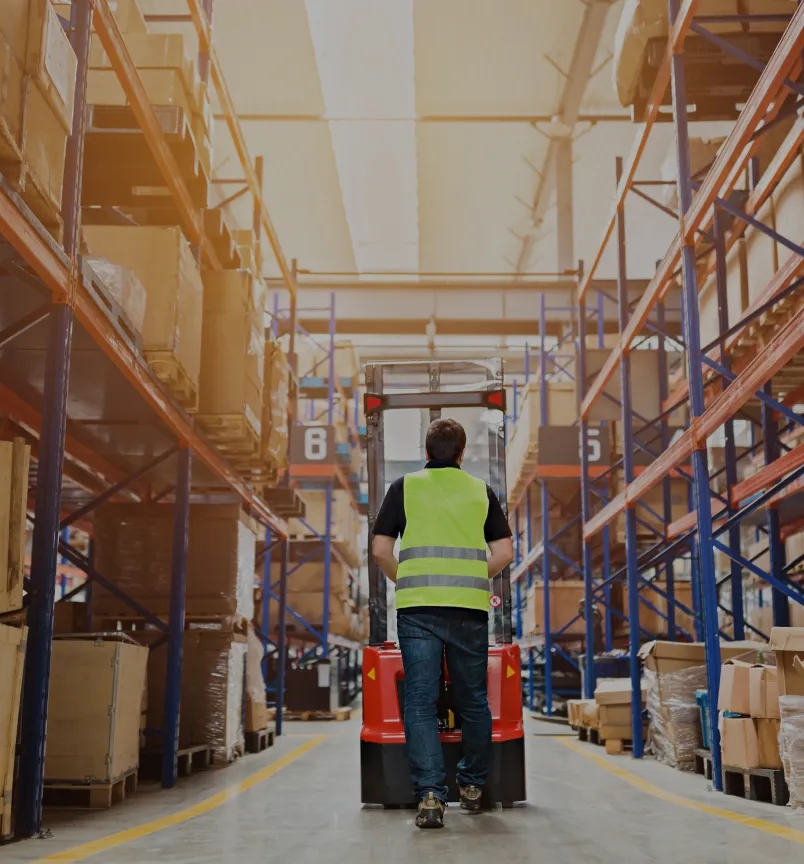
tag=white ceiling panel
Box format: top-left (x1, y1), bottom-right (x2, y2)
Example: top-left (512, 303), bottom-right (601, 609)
top-left (212, 121), bottom-right (356, 275)
top-left (417, 123), bottom-right (549, 273)
top-left (414, 0), bottom-right (585, 116)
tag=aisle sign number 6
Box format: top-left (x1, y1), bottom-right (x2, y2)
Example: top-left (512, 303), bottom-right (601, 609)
top-left (305, 427), bottom-right (329, 461)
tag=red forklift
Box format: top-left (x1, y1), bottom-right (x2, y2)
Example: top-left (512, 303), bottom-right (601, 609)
top-left (360, 360), bottom-right (526, 808)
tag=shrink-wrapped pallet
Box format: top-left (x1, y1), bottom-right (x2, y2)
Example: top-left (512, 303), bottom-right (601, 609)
top-left (86, 258), bottom-right (147, 334)
top-left (262, 342), bottom-right (289, 470)
top-left (145, 632), bottom-right (246, 763)
top-left (779, 696), bottom-right (804, 809)
top-left (644, 665), bottom-right (706, 770)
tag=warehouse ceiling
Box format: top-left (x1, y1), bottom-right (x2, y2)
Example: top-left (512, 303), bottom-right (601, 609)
top-left (141, 0), bottom-right (708, 352)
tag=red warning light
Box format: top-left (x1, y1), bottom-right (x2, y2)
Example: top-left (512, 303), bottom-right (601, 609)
top-left (365, 394), bottom-right (383, 414)
top-left (487, 390), bottom-right (506, 410)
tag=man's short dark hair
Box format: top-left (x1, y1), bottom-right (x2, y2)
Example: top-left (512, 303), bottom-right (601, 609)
top-left (426, 418), bottom-right (467, 463)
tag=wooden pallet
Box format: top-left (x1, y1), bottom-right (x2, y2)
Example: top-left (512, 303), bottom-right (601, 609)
top-left (1, 625), bottom-right (27, 839)
top-left (269, 707), bottom-right (352, 723)
top-left (722, 764), bottom-right (790, 807)
top-left (245, 724), bottom-right (276, 754)
top-left (694, 748), bottom-right (713, 780)
top-left (43, 770), bottom-right (137, 810)
top-left (138, 744), bottom-right (213, 781)
top-left (0, 164), bottom-right (62, 243)
top-left (603, 738), bottom-right (635, 756)
top-left (577, 726), bottom-right (600, 745)
top-left (196, 414), bottom-right (261, 459)
top-left (143, 351), bottom-right (198, 412)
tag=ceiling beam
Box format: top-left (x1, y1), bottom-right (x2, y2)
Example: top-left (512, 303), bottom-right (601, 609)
top-left (294, 318), bottom-right (621, 337)
top-left (266, 277), bottom-right (648, 294)
top-left (515, 0), bottom-right (616, 275)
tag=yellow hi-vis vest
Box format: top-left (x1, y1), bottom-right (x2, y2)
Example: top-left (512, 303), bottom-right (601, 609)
top-left (396, 468), bottom-right (490, 612)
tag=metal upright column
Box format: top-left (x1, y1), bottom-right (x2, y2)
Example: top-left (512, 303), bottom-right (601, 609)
top-left (578, 263), bottom-right (596, 699)
top-left (17, 0), bottom-right (90, 835)
top-left (656, 300), bottom-right (676, 639)
top-left (539, 294), bottom-right (553, 716)
top-left (713, 210), bottom-right (745, 639)
top-left (321, 294), bottom-right (337, 657)
top-left (525, 485), bottom-right (535, 710)
top-left (668, 0), bottom-right (722, 789)
top-left (614, 157), bottom-right (643, 758)
top-left (763, 384), bottom-right (789, 627)
top-left (262, 527), bottom-right (273, 700)
top-left (597, 291), bottom-right (613, 651)
top-left (162, 448), bottom-right (192, 789)
top-left (197, 0), bottom-right (214, 83)
top-left (276, 539), bottom-right (290, 735)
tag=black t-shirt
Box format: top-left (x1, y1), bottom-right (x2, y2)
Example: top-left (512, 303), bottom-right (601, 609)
top-left (372, 461), bottom-right (512, 621)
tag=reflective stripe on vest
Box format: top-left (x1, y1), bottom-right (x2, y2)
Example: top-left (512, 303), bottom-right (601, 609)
top-left (397, 468), bottom-right (490, 613)
top-left (398, 546), bottom-right (487, 563)
top-left (396, 574), bottom-right (491, 592)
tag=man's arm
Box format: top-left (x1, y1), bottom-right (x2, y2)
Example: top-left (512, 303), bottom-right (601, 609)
top-left (371, 479), bottom-right (404, 584)
top-left (371, 535), bottom-right (398, 584)
top-left (487, 536), bottom-right (514, 578)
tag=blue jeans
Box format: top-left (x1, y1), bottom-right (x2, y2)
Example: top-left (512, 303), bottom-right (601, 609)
top-left (397, 611), bottom-right (492, 802)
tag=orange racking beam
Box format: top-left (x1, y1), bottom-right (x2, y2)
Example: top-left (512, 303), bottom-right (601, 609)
top-left (0, 182), bottom-right (287, 535)
top-left (579, 5), bottom-right (804, 421)
top-left (184, 0), bottom-right (297, 298)
top-left (583, 304), bottom-right (804, 541)
top-left (92, 0), bottom-right (221, 269)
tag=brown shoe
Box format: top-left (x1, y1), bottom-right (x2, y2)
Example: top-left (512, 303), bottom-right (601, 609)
top-left (458, 784), bottom-right (482, 814)
top-left (415, 792), bottom-right (445, 829)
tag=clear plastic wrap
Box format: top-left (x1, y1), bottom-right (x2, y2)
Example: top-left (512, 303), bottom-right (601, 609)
top-left (87, 257), bottom-right (147, 333)
top-left (645, 664), bottom-right (707, 770)
top-left (780, 696), bottom-right (804, 810)
top-left (93, 503), bottom-right (256, 620)
top-left (145, 632), bottom-right (245, 764)
top-left (262, 342), bottom-right (289, 469)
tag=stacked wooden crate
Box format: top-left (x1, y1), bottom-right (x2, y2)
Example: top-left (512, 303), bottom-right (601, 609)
top-left (0, 1), bottom-right (79, 237)
top-left (91, 503), bottom-right (259, 763)
top-left (0, 439), bottom-right (31, 837)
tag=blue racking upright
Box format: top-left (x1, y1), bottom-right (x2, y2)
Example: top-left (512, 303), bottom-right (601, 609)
top-left (2, 0), bottom-right (297, 837)
top-left (262, 292), bottom-right (364, 721)
top-left (576, 0), bottom-right (804, 792)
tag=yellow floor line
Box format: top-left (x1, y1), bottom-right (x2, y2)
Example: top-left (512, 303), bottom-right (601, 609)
top-left (559, 737), bottom-right (804, 845)
top-left (36, 735), bottom-right (328, 863)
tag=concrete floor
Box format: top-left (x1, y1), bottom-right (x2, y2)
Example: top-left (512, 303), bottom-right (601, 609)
top-left (5, 717), bottom-right (804, 863)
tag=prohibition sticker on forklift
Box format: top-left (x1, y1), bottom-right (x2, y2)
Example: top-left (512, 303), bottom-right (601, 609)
top-left (490, 594), bottom-right (502, 608)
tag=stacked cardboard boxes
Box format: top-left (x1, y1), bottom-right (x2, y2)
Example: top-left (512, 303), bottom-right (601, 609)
top-left (594, 678), bottom-right (648, 747)
top-left (83, 225), bottom-right (204, 410)
top-left (261, 340), bottom-right (290, 475)
top-left (0, 1), bottom-right (78, 232)
top-left (718, 649), bottom-right (782, 771)
top-left (197, 270), bottom-right (266, 453)
top-left (290, 490), bottom-right (362, 569)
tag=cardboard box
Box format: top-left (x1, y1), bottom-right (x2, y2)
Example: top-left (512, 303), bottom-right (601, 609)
top-left (1, 0), bottom-right (33, 60)
top-left (525, 581), bottom-right (591, 637)
top-left (718, 659), bottom-right (753, 715)
top-left (45, 637), bottom-right (148, 783)
top-left (271, 561), bottom-right (351, 598)
top-left (594, 677), bottom-right (647, 706)
top-left (0, 439), bottom-right (30, 616)
top-left (769, 628), bottom-right (804, 697)
top-left (54, 0), bottom-right (148, 37)
top-left (198, 270), bottom-right (265, 437)
top-left (25, 0), bottom-right (78, 132)
top-left (0, 624), bottom-right (27, 839)
top-left (83, 226), bottom-right (204, 401)
top-left (749, 664), bottom-right (780, 719)
top-left (720, 716), bottom-right (759, 770)
top-left (87, 67), bottom-right (193, 115)
top-left (0, 30), bottom-right (26, 160)
top-left (582, 699), bottom-right (600, 729)
top-left (639, 640), bottom-right (763, 676)
top-left (269, 591), bottom-right (354, 640)
top-left (756, 718), bottom-right (783, 770)
top-left (22, 76), bottom-right (68, 213)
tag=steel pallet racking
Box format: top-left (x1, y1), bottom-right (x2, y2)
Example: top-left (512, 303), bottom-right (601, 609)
top-left (0, 0), bottom-right (299, 836)
top-left (259, 293), bottom-right (364, 714)
top-left (575, 0), bottom-right (804, 787)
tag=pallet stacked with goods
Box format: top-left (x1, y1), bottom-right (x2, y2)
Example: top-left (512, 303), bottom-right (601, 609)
top-left (565, 0), bottom-right (804, 808)
top-left (255, 294), bottom-right (367, 718)
top-left (0, 0), bottom-right (305, 840)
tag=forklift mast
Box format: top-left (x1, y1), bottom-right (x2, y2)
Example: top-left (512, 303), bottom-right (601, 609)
top-left (364, 359), bottom-right (511, 645)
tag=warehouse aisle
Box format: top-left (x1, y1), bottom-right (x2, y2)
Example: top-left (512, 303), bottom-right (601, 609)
top-left (5, 718), bottom-right (804, 863)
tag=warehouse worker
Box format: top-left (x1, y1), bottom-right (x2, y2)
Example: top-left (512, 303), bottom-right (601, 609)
top-left (371, 418), bottom-right (514, 829)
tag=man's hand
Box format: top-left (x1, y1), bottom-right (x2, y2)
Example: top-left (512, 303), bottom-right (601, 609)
top-left (371, 535), bottom-right (398, 584)
top-left (487, 537), bottom-right (514, 578)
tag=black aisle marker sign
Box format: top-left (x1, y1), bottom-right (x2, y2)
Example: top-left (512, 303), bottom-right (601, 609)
top-left (289, 425), bottom-right (336, 478)
top-left (537, 426), bottom-right (611, 477)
